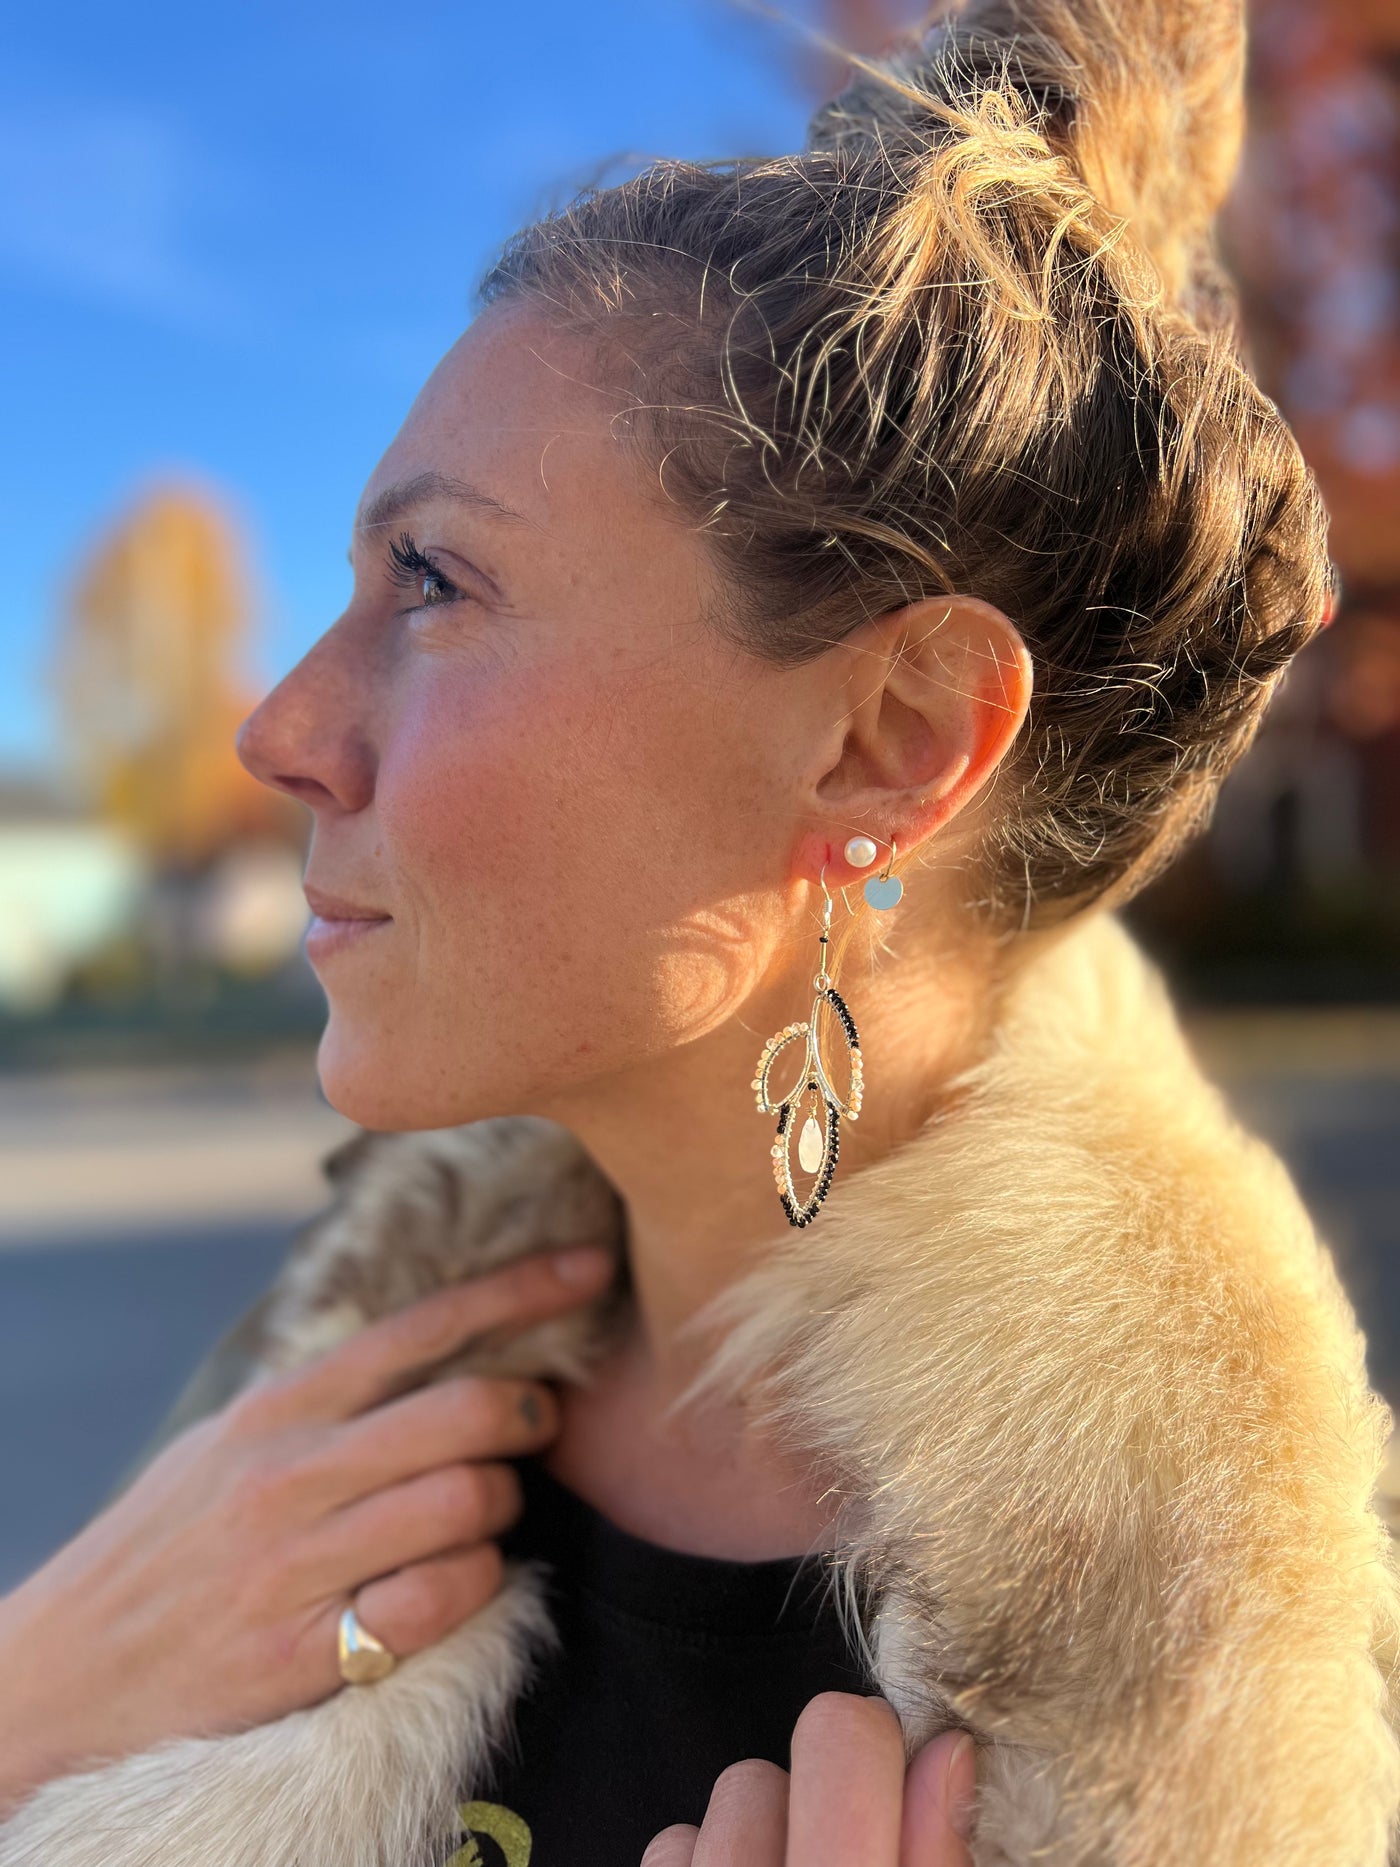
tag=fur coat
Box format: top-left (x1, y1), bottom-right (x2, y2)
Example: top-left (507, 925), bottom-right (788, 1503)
top-left (3, 907), bottom-right (1398, 1867)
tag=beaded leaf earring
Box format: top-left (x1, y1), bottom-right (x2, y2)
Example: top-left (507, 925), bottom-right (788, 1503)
top-left (751, 836), bottom-right (900, 1226)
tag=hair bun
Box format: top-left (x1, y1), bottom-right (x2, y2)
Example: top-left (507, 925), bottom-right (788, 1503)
top-left (807, 0), bottom-right (1246, 328)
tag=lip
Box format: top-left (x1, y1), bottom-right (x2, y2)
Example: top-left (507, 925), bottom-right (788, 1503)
top-left (303, 884), bottom-right (392, 962)
top-left (304, 884), bottom-right (389, 921)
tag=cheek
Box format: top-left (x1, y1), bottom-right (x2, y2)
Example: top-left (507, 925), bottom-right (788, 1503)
top-left (371, 656), bottom-right (678, 978)
top-left (376, 655), bottom-right (655, 912)
top-left (374, 650), bottom-right (765, 1005)
top-left (318, 638), bottom-right (787, 1126)
top-left (376, 668), bottom-right (571, 912)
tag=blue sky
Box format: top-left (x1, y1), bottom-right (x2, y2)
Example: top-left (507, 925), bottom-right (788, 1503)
top-left (0, 0), bottom-right (829, 773)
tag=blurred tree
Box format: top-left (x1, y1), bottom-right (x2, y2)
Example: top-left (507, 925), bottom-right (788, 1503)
top-left (1224, 0), bottom-right (1400, 588)
top-left (52, 484), bottom-right (301, 870)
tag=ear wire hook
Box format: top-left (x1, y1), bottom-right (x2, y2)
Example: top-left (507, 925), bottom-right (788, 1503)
top-left (819, 858), bottom-right (857, 919)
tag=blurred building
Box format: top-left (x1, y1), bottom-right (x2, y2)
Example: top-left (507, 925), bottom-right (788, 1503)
top-left (0, 777), bottom-right (145, 1012)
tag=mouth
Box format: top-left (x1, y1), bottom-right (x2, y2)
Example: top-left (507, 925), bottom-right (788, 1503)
top-left (303, 885), bottom-right (392, 962)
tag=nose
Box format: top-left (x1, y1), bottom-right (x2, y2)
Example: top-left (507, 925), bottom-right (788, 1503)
top-left (235, 628), bottom-right (376, 815)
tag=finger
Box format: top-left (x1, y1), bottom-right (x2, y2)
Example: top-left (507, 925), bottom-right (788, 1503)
top-left (289, 1460), bottom-right (523, 1599)
top-left (296, 1540), bottom-right (507, 1689)
top-left (641, 1826), bottom-right (700, 1867)
top-left (230, 1244), bottom-right (615, 1428)
top-left (292, 1375), bottom-right (560, 1515)
top-left (353, 1541), bottom-right (507, 1659)
top-left (693, 1759), bottom-right (789, 1866)
top-left (786, 1693), bottom-right (904, 1867)
top-left (901, 1731), bottom-right (977, 1867)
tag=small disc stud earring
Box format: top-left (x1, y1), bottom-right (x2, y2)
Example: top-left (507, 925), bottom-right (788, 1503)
top-left (863, 836), bottom-right (903, 911)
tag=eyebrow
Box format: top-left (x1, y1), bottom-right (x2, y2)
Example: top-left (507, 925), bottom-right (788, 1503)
top-left (348, 470), bottom-right (532, 559)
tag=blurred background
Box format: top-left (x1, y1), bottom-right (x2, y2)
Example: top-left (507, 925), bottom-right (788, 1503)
top-left (1, 0), bottom-right (1397, 1589)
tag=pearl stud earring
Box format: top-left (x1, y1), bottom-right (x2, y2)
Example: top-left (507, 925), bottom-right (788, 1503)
top-left (844, 834), bottom-right (879, 869)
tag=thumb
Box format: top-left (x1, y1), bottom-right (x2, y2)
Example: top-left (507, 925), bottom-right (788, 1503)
top-left (901, 1728), bottom-right (977, 1865)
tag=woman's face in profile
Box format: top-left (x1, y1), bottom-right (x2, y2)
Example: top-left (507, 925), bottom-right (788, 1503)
top-left (236, 298), bottom-right (828, 1131)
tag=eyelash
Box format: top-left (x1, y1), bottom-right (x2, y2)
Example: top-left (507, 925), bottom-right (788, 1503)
top-left (385, 530), bottom-right (464, 610)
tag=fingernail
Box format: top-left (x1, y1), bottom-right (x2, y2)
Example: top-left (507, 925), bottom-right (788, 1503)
top-left (551, 1243), bottom-right (614, 1285)
top-left (945, 1733), bottom-right (976, 1840)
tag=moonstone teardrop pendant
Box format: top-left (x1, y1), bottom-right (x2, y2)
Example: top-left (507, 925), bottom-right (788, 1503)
top-left (798, 1113), bottom-right (825, 1171)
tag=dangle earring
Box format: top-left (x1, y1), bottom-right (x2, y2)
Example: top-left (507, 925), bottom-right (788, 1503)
top-left (751, 835), bottom-right (901, 1227)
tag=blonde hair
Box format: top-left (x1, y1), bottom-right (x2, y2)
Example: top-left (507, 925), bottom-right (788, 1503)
top-left (478, 0), bottom-right (1333, 935)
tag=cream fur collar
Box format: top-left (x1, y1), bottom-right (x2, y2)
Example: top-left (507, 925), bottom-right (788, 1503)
top-left (3, 909), bottom-right (1398, 1867)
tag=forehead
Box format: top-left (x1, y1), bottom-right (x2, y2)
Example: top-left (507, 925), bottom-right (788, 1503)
top-left (356, 300), bottom-right (645, 541)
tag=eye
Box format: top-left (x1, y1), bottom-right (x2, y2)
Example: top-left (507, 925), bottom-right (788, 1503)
top-left (385, 530), bottom-right (464, 609)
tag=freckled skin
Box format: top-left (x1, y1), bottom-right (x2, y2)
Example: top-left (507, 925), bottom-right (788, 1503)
top-left (238, 302), bottom-right (828, 1131)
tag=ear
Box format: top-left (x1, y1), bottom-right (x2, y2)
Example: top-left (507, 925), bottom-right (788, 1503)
top-left (800, 594), bottom-right (1033, 886)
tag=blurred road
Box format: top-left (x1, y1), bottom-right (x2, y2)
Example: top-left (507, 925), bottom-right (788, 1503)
top-left (1, 1011), bottom-right (1398, 1592)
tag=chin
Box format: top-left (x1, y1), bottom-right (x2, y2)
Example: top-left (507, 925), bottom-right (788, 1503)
top-left (315, 1022), bottom-right (422, 1131)
top-left (313, 1019), bottom-right (510, 1134)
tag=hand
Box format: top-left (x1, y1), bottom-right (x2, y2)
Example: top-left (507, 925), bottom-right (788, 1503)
top-left (642, 1692), bottom-right (977, 1866)
top-left (0, 1241), bottom-right (616, 1817)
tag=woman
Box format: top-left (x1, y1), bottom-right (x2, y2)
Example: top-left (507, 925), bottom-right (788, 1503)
top-left (2, 0), bottom-right (1398, 1861)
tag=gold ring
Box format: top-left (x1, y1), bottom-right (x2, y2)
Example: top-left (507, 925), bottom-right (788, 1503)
top-left (337, 1604), bottom-right (398, 1685)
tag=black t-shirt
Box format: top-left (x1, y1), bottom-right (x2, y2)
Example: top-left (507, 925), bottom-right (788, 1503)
top-left (447, 1450), bottom-right (874, 1867)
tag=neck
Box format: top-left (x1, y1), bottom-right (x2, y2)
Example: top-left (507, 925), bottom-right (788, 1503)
top-left (533, 920), bottom-right (1004, 1402)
